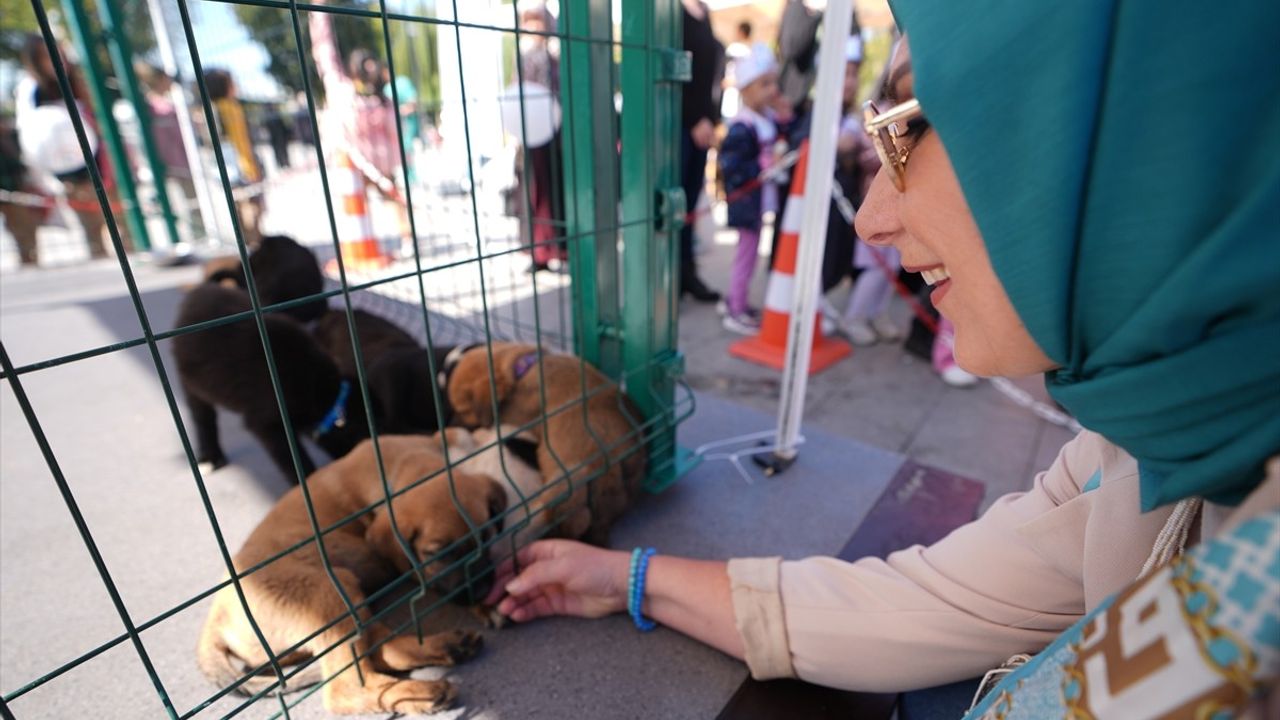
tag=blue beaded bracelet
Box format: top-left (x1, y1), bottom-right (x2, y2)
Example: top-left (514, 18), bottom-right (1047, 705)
top-left (627, 547), bottom-right (658, 632)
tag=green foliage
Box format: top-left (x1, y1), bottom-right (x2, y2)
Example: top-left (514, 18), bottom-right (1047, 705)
top-left (0, 0), bottom-right (40, 62)
top-left (233, 1), bottom-right (380, 97)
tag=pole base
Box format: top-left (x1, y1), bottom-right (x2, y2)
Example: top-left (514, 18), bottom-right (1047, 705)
top-left (752, 443), bottom-right (798, 477)
top-left (728, 335), bottom-right (852, 374)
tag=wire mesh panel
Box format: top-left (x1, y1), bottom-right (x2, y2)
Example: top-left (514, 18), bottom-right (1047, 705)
top-left (0, 0), bottom-right (692, 716)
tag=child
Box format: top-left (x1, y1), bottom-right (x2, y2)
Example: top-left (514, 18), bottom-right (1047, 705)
top-left (718, 43), bottom-right (785, 334)
top-left (837, 42), bottom-right (904, 346)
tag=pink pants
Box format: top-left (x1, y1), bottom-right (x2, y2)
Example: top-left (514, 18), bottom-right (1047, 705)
top-left (727, 227), bottom-right (761, 315)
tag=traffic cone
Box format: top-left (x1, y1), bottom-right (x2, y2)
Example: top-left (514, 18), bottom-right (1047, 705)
top-left (325, 149), bottom-right (390, 273)
top-left (729, 142), bottom-right (852, 374)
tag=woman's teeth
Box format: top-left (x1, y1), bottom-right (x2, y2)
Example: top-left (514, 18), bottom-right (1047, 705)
top-left (921, 267), bottom-right (951, 286)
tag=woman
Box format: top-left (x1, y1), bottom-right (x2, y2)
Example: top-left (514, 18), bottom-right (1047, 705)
top-left (14, 34), bottom-right (132, 260)
top-left (489, 3), bottom-right (1280, 717)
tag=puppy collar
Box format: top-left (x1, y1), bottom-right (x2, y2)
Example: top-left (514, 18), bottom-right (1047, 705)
top-left (436, 343), bottom-right (482, 395)
top-left (513, 351), bottom-right (539, 380)
top-left (313, 380), bottom-right (351, 438)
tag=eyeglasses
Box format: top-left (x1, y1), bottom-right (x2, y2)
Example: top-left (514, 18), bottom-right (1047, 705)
top-left (862, 98), bottom-right (929, 192)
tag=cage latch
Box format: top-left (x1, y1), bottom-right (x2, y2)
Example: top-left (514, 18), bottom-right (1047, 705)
top-left (655, 187), bottom-right (687, 232)
top-left (659, 49), bottom-right (693, 82)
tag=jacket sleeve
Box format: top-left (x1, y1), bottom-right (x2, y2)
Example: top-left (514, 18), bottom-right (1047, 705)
top-left (728, 431), bottom-right (1116, 693)
top-left (718, 123), bottom-right (757, 195)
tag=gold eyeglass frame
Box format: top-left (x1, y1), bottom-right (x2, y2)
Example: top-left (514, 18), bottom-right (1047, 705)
top-left (862, 98), bottom-right (924, 192)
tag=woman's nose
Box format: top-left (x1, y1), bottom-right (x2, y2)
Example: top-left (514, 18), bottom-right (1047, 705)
top-left (854, 167), bottom-right (900, 247)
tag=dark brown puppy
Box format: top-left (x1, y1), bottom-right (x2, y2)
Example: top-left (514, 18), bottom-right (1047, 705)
top-left (197, 435), bottom-right (507, 715)
top-left (312, 310), bottom-right (459, 434)
top-left (173, 282), bottom-right (367, 480)
top-left (445, 343), bottom-right (647, 545)
top-left (203, 235), bottom-right (326, 323)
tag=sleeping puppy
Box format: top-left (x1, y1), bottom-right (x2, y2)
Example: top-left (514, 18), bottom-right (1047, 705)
top-left (430, 425), bottom-right (545, 555)
top-left (312, 310), bottom-right (459, 433)
top-left (203, 235), bottom-right (327, 323)
top-left (197, 435), bottom-right (506, 715)
top-left (173, 282), bottom-right (367, 480)
top-left (445, 343), bottom-right (647, 545)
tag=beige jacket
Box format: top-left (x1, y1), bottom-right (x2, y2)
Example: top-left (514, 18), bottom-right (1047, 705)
top-left (727, 430), bottom-right (1273, 693)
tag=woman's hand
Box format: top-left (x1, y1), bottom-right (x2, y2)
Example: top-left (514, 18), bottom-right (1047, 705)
top-left (485, 540), bottom-right (630, 622)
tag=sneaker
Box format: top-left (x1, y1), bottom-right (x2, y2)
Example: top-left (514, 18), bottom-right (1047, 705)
top-left (841, 318), bottom-right (879, 346)
top-left (940, 365), bottom-right (980, 388)
top-left (722, 310), bottom-right (761, 335)
top-left (820, 313), bottom-right (837, 336)
top-left (820, 298), bottom-right (841, 336)
top-left (871, 313), bottom-right (904, 341)
top-left (715, 299), bottom-right (729, 316)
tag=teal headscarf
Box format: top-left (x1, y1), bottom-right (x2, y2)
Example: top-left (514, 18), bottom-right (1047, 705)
top-left (889, 1), bottom-right (1280, 509)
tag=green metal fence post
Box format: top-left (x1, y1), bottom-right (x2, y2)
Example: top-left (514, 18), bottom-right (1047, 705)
top-left (60, 0), bottom-right (151, 251)
top-left (563, 0), bottom-right (622, 376)
top-left (620, 0), bottom-right (685, 491)
top-left (96, 0), bottom-right (182, 250)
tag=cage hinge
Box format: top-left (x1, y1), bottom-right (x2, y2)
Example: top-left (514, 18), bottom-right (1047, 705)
top-left (655, 187), bottom-right (686, 232)
top-left (598, 323), bottom-right (623, 341)
top-left (659, 49), bottom-right (693, 82)
top-left (655, 349), bottom-right (685, 379)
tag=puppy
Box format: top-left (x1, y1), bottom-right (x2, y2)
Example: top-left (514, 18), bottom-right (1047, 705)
top-left (312, 310), bottom-right (459, 434)
top-left (431, 425), bottom-right (546, 555)
top-left (173, 282), bottom-right (367, 480)
top-left (203, 235), bottom-right (326, 323)
top-left (445, 343), bottom-right (647, 544)
top-left (197, 435), bottom-right (506, 715)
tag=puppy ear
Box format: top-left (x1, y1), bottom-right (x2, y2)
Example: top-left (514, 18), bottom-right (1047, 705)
top-left (365, 508), bottom-right (414, 566)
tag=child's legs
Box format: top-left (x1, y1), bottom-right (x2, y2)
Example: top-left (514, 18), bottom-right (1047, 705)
top-left (728, 227), bottom-right (761, 314)
top-left (844, 264), bottom-right (891, 321)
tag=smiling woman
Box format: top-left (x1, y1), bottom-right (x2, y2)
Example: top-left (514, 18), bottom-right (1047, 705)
top-left (489, 1), bottom-right (1280, 718)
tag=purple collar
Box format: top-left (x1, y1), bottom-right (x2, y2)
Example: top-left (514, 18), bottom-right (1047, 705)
top-left (513, 351), bottom-right (540, 380)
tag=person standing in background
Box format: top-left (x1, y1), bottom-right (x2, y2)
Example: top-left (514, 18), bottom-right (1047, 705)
top-left (15, 34), bottom-right (133, 260)
top-left (717, 44), bottom-right (788, 335)
top-left (678, 0), bottom-right (724, 303)
top-left (203, 68), bottom-right (263, 247)
top-left (135, 62), bottom-right (204, 240)
top-left (776, 0), bottom-right (822, 117)
top-left (516, 0), bottom-right (567, 273)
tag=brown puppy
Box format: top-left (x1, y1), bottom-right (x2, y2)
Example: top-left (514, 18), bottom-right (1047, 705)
top-left (445, 343), bottom-right (647, 544)
top-left (197, 435), bottom-right (506, 715)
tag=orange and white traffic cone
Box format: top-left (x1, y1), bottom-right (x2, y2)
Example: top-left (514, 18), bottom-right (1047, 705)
top-left (729, 142), bottom-right (852, 374)
top-left (325, 149), bottom-right (391, 273)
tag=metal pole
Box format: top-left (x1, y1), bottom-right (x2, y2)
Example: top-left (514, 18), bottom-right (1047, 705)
top-left (774, 0), bottom-right (853, 460)
top-left (146, 0), bottom-right (219, 246)
top-left (96, 0), bottom-right (181, 251)
top-left (60, 0), bottom-right (151, 251)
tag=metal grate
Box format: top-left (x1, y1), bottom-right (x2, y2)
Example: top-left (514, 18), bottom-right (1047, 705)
top-left (1, 0), bottom-right (693, 716)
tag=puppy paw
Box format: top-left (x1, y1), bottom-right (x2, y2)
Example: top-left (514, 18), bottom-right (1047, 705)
top-left (381, 678), bottom-right (457, 715)
top-left (440, 629), bottom-right (484, 665)
top-left (197, 454), bottom-right (229, 471)
top-left (471, 604), bottom-right (508, 630)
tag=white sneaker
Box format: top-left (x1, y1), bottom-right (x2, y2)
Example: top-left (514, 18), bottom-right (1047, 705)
top-left (842, 318), bottom-right (879, 346)
top-left (715, 299), bottom-right (729, 316)
top-left (940, 365), bottom-right (979, 388)
top-left (871, 313), bottom-right (903, 341)
top-left (819, 298), bottom-right (840, 336)
top-left (722, 311), bottom-right (760, 335)
top-left (820, 313), bottom-right (837, 336)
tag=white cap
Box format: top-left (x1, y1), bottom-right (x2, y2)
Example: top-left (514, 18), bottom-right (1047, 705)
top-left (732, 42), bottom-right (778, 90)
top-left (846, 35), bottom-right (863, 63)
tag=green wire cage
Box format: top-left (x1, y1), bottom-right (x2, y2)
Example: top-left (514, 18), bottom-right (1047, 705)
top-left (0, 0), bottom-right (695, 716)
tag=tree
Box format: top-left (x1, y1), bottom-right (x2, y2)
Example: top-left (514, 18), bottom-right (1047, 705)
top-left (233, 2), bottom-right (382, 97)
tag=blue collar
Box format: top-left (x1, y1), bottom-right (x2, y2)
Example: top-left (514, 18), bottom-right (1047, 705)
top-left (313, 380), bottom-right (351, 438)
top-left (513, 351), bottom-right (539, 380)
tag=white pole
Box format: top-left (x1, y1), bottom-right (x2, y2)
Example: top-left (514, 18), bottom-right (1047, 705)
top-left (146, 0), bottom-right (218, 247)
top-left (773, 0), bottom-right (853, 461)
